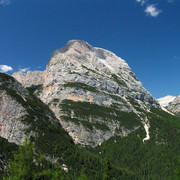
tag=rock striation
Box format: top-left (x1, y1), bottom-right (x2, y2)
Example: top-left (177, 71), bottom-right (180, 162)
top-left (13, 40), bottom-right (160, 147)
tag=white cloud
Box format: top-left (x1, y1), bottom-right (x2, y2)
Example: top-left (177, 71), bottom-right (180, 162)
top-left (18, 67), bottom-right (30, 73)
top-left (136, 0), bottom-right (147, 6)
top-left (145, 4), bottom-right (162, 17)
top-left (0, 0), bottom-right (11, 5)
top-left (0, 65), bottom-right (13, 73)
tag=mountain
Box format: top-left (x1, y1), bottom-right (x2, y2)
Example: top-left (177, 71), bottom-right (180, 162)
top-left (166, 96), bottom-right (180, 116)
top-left (158, 95), bottom-right (180, 116)
top-left (13, 40), bottom-right (159, 147)
top-left (157, 95), bottom-right (176, 107)
top-left (0, 72), bottom-right (135, 179)
top-left (0, 72), bottom-right (105, 179)
top-left (1, 40), bottom-right (180, 179)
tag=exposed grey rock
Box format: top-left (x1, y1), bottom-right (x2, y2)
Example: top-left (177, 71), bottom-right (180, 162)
top-left (166, 96), bottom-right (180, 115)
top-left (0, 90), bottom-right (29, 144)
top-left (13, 40), bottom-right (160, 147)
top-left (0, 73), bottom-right (59, 145)
top-left (0, 75), bottom-right (31, 144)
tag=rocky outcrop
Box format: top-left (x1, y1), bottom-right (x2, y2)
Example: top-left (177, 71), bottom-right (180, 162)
top-left (0, 91), bottom-right (29, 144)
top-left (0, 74), bottom-right (31, 144)
top-left (13, 40), bottom-right (160, 147)
top-left (12, 71), bottom-right (44, 88)
top-left (0, 73), bottom-right (59, 145)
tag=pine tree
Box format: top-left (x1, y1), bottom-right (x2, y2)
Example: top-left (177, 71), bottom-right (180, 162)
top-left (103, 159), bottom-right (116, 180)
top-left (4, 139), bottom-right (35, 180)
top-left (3, 139), bottom-right (64, 180)
top-left (77, 169), bottom-right (88, 180)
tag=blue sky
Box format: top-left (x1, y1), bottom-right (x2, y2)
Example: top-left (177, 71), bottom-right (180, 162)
top-left (0, 0), bottom-right (180, 98)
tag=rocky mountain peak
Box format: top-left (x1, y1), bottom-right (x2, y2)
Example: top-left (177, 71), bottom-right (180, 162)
top-left (12, 40), bottom-right (159, 146)
top-left (48, 40), bottom-right (139, 84)
top-left (51, 40), bottom-right (95, 58)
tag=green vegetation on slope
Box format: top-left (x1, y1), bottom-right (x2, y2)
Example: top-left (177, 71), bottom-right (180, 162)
top-left (0, 137), bottom-right (18, 179)
top-left (1, 73), bottom-right (180, 179)
top-left (60, 99), bottom-right (142, 130)
top-left (0, 74), bottom-right (131, 180)
top-left (0, 73), bottom-right (15, 82)
top-left (3, 139), bottom-right (136, 180)
top-left (3, 139), bottom-right (65, 180)
top-left (63, 82), bottom-right (100, 93)
top-left (90, 107), bottom-right (180, 180)
top-left (26, 84), bottom-right (43, 94)
top-left (111, 74), bottom-right (127, 87)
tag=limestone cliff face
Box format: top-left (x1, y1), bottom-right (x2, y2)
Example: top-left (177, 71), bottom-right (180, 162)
top-left (13, 40), bottom-right (159, 147)
top-left (0, 73), bottom-right (59, 145)
top-left (0, 91), bottom-right (29, 144)
top-left (0, 74), bottom-right (31, 144)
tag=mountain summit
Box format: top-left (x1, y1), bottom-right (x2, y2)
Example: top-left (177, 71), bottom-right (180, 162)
top-left (13, 40), bottom-right (159, 146)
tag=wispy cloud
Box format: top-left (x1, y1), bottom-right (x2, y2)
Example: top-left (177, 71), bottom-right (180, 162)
top-left (135, 0), bottom-right (162, 17)
top-left (18, 67), bottom-right (30, 73)
top-left (0, 0), bottom-right (11, 6)
top-left (136, 0), bottom-right (147, 6)
top-left (0, 65), bottom-right (13, 73)
top-left (145, 4), bottom-right (162, 17)
top-left (167, 0), bottom-right (174, 3)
